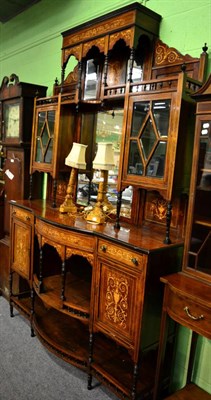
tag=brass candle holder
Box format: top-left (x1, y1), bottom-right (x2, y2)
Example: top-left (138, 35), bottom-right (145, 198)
top-left (86, 142), bottom-right (115, 224)
top-left (59, 142), bottom-right (87, 214)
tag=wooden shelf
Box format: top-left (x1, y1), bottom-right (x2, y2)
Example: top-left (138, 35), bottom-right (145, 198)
top-left (165, 383), bottom-right (211, 399)
top-left (194, 217), bottom-right (211, 227)
top-left (90, 335), bottom-right (157, 399)
top-left (33, 273), bottom-right (91, 320)
top-left (33, 297), bottom-right (90, 370)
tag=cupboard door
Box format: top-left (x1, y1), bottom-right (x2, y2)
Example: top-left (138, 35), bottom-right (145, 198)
top-left (10, 216), bottom-right (33, 280)
top-left (30, 103), bottom-right (58, 175)
top-left (122, 92), bottom-right (181, 200)
top-left (94, 255), bottom-right (147, 354)
top-left (183, 115), bottom-right (211, 281)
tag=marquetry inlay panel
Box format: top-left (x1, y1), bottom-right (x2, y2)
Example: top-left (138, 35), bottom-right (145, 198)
top-left (96, 261), bottom-right (145, 345)
top-left (35, 219), bottom-right (95, 251)
top-left (154, 39), bottom-right (197, 66)
top-left (11, 206), bottom-right (33, 224)
top-left (66, 247), bottom-right (94, 267)
top-left (63, 44), bottom-right (82, 64)
top-left (98, 240), bottom-right (145, 269)
top-left (12, 222), bottom-right (31, 279)
top-left (109, 28), bottom-right (133, 50)
top-left (41, 237), bottom-right (65, 260)
top-left (62, 11), bottom-right (135, 49)
top-left (105, 271), bottom-right (129, 329)
top-left (82, 37), bottom-right (106, 57)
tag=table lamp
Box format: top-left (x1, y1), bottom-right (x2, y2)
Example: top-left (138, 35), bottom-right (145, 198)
top-left (59, 142), bottom-right (87, 214)
top-left (86, 142), bottom-right (115, 224)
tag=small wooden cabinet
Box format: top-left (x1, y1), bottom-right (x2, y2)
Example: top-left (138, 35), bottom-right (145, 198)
top-left (183, 74), bottom-right (211, 283)
top-left (153, 75), bottom-right (211, 400)
top-left (153, 273), bottom-right (211, 400)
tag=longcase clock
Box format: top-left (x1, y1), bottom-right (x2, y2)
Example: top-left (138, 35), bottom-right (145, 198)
top-left (0, 73), bottom-right (47, 297)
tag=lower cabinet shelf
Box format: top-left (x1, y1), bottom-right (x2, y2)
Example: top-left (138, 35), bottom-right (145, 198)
top-left (10, 294), bottom-right (31, 319)
top-left (89, 333), bottom-right (157, 399)
top-left (33, 297), bottom-right (90, 370)
top-left (165, 383), bottom-right (211, 400)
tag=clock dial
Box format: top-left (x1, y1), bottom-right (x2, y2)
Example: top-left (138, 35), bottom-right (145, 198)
top-left (4, 103), bottom-right (20, 138)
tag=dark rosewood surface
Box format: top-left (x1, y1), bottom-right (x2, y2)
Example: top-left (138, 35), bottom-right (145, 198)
top-left (10, 199), bottom-right (183, 253)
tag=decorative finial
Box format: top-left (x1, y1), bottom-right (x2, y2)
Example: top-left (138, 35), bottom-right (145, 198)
top-left (202, 43), bottom-right (208, 53)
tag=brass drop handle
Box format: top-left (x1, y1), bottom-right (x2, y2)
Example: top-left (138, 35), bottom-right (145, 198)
top-left (131, 257), bottom-right (138, 266)
top-left (26, 216), bottom-right (31, 221)
top-left (184, 306), bottom-right (204, 321)
top-left (100, 245), bottom-right (107, 252)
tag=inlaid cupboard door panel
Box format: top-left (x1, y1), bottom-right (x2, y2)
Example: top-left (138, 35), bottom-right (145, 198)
top-left (94, 257), bottom-right (147, 353)
top-left (10, 218), bottom-right (32, 280)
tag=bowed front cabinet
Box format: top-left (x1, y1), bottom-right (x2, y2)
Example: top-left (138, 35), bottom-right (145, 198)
top-left (8, 3), bottom-right (208, 400)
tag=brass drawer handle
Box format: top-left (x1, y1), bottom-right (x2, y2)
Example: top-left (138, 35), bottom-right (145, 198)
top-left (100, 245), bottom-right (107, 252)
top-left (12, 211), bottom-right (16, 216)
top-left (26, 216), bottom-right (31, 221)
top-left (184, 306), bottom-right (204, 321)
top-left (131, 257), bottom-right (138, 266)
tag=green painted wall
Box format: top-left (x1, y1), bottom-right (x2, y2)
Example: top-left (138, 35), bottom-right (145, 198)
top-left (0, 0), bottom-right (210, 93)
top-left (0, 0), bottom-right (211, 394)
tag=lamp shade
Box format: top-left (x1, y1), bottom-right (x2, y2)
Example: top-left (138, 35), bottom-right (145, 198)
top-left (65, 142), bottom-right (87, 169)
top-left (93, 142), bottom-right (115, 171)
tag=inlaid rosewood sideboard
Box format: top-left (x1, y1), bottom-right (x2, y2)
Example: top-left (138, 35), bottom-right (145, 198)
top-left (9, 199), bottom-right (183, 399)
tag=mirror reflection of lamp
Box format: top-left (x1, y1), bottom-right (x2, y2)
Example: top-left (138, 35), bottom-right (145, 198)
top-left (59, 142), bottom-right (87, 214)
top-left (86, 142), bottom-right (115, 224)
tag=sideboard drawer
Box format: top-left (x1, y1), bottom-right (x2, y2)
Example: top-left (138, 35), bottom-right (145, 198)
top-left (36, 218), bottom-right (95, 251)
top-left (11, 206), bottom-right (33, 225)
top-left (166, 286), bottom-right (211, 337)
top-left (98, 239), bottom-right (146, 270)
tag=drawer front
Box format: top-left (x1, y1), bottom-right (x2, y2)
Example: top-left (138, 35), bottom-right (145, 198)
top-left (11, 206), bottom-right (33, 224)
top-left (166, 286), bottom-right (211, 338)
top-left (36, 219), bottom-right (95, 252)
top-left (98, 239), bottom-right (146, 270)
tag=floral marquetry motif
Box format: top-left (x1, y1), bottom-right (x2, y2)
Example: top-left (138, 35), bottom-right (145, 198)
top-left (82, 37), bottom-right (106, 57)
top-left (154, 40), bottom-right (184, 66)
top-left (150, 198), bottom-right (167, 221)
top-left (35, 219), bottom-right (95, 250)
top-left (105, 271), bottom-right (129, 329)
top-left (13, 223), bottom-right (31, 279)
top-left (66, 248), bottom-right (94, 267)
top-left (62, 13), bottom-right (135, 49)
top-left (109, 28), bottom-right (132, 50)
top-left (63, 45), bottom-right (82, 65)
top-left (41, 237), bottom-right (65, 260)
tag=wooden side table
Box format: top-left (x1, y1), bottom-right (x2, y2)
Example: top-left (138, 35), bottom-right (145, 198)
top-left (153, 272), bottom-right (211, 400)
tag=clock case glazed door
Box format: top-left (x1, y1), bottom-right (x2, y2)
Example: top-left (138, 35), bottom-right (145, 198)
top-left (2, 100), bottom-right (20, 144)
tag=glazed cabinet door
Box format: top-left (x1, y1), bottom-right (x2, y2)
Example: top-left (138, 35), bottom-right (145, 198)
top-left (122, 92), bottom-right (181, 200)
top-left (30, 101), bottom-right (59, 176)
top-left (94, 239), bottom-right (147, 355)
top-left (183, 115), bottom-right (211, 282)
top-left (10, 206), bottom-right (34, 280)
